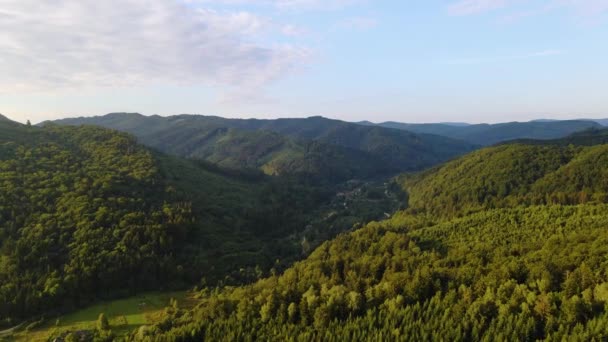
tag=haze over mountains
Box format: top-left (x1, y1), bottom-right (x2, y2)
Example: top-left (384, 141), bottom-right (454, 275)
top-left (51, 113), bottom-right (477, 181)
top-left (49, 113), bottom-right (608, 181)
top-left (2, 0), bottom-right (608, 338)
top-left (0, 119), bottom-right (404, 326)
top-left (361, 119), bottom-right (604, 146)
top-left (4, 111), bottom-right (608, 340)
top-left (125, 126), bottom-right (608, 341)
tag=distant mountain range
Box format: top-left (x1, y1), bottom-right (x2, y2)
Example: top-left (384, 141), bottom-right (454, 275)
top-left (136, 121), bottom-right (608, 341)
top-left (50, 113), bottom-right (477, 181)
top-left (47, 113), bottom-right (608, 180)
top-left (6, 110), bottom-right (608, 340)
top-left (586, 118), bottom-right (608, 126)
top-left (360, 119), bottom-right (604, 145)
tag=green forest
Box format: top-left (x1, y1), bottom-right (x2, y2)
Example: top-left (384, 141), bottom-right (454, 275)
top-left (122, 133), bottom-right (608, 341)
top-left (52, 113), bottom-right (477, 179)
top-left (0, 120), bottom-right (403, 333)
top-left (2, 116), bottom-right (608, 341)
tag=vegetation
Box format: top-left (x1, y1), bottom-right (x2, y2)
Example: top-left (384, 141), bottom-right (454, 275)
top-left (5, 115), bottom-right (608, 340)
top-left (511, 127), bottom-right (608, 147)
top-left (52, 113), bottom-right (476, 178)
top-left (9, 291), bottom-right (192, 341)
top-left (129, 138), bottom-right (608, 341)
top-left (0, 121), bottom-right (402, 330)
top-left (399, 143), bottom-right (608, 217)
top-left (0, 122), bottom-right (196, 324)
top-left (372, 120), bottom-right (601, 145)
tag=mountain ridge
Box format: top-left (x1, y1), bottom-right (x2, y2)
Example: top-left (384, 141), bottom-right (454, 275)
top-left (367, 119), bottom-right (601, 145)
top-left (134, 133), bottom-right (608, 341)
top-left (51, 113), bottom-right (477, 180)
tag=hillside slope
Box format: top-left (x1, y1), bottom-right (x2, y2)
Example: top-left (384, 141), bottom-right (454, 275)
top-left (133, 137), bottom-right (608, 341)
top-left (52, 113), bottom-right (477, 177)
top-left (400, 141), bottom-right (608, 217)
top-left (0, 121), bottom-right (197, 322)
top-left (0, 121), bottom-right (404, 327)
top-left (373, 120), bottom-right (600, 146)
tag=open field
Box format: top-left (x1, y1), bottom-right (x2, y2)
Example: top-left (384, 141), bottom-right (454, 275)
top-left (3, 291), bottom-right (194, 341)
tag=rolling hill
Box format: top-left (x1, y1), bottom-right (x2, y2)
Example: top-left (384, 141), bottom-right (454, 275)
top-left (51, 113), bottom-right (477, 179)
top-left (510, 127), bottom-right (608, 147)
top-left (368, 120), bottom-right (601, 146)
top-left (132, 135), bottom-right (608, 341)
top-left (9, 115), bottom-right (608, 340)
top-left (400, 135), bottom-right (608, 217)
top-left (0, 120), bottom-right (404, 328)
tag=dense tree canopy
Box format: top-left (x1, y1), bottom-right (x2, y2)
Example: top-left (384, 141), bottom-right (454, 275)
top-left (52, 113), bottom-right (477, 180)
top-left (0, 123), bottom-right (195, 322)
top-left (0, 122), bottom-right (402, 327)
top-left (133, 138), bottom-right (608, 341)
top-left (5, 119), bottom-right (608, 340)
top-left (400, 143), bottom-right (608, 217)
top-left (132, 203), bottom-right (608, 341)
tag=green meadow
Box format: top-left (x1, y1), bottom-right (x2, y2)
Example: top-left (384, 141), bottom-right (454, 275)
top-left (6, 291), bottom-right (193, 341)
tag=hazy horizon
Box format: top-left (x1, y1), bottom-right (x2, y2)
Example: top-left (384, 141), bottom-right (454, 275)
top-left (3, 111), bottom-right (607, 127)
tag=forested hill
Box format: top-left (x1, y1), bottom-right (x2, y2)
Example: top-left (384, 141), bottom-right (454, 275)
top-left (0, 121), bottom-right (405, 325)
top-left (368, 120), bottom-right (601, 146)
top-left (509, 127), bottom-right (608, 147)
top-left (50, 115), bottom-right (385, 182)
top-left (0, 121), bottom-right (196, 321)
top-left (400, 140), bottom-right (608, 217)
top-left (51, 113), bottom-right (477, 178)
top-left (137, 139), bottom-right (608, 341)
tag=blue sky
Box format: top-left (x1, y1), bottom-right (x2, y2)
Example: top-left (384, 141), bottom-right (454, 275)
top-left (1, 0), bottom-right (607, 124)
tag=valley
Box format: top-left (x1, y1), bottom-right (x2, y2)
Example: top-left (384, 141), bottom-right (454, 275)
top-left (3, 1), bottom-right (607, 339)
top-left (2, 114), bottom-right (608, 340)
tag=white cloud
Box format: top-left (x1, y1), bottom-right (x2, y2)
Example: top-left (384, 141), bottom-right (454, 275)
top-left (334, 16), bottom-right (378, 30)
top-left (558, 0), bottom-right (608, 16)
top-left (0, 0), bottom-right (310, 93)
top-left (447, 0), bottom-right (510, 16)
top-left (191, 0), bottom-right (361, 11)
top-left (281, 24), bottom-right (309, 36)
top-left (448, 0), bottom-right (608, 17)
top-left (445, 49), bottom-right (564, 65)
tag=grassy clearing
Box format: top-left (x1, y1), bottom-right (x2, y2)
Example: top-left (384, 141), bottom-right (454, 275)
top-left (8, 291), bottom-right (195, 341)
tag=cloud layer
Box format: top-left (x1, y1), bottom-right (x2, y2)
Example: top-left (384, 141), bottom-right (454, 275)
top-left (448, 0), bottom-right (608, 17)
top-left (192, 0), bottom-right (361, 11)
top-left (0, 0), bottom-right (309, 92)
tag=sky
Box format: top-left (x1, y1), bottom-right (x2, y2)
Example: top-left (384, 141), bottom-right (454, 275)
top-left (0, 0), bottom-right (607, 124)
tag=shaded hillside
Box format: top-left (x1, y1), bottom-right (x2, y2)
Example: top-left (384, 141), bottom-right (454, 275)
top-left (0, 121), bottom-right (403, 324)
top-left (144, 126), bottom-right (387, 182)
top-left (131, 139), bottom-right (608, 341)
top-left (52, 113), bottom-right (477, 177)
top-left (372, 120), bottom-right (601, 146)
top-left (0, 121), bottom-right (195, 321)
